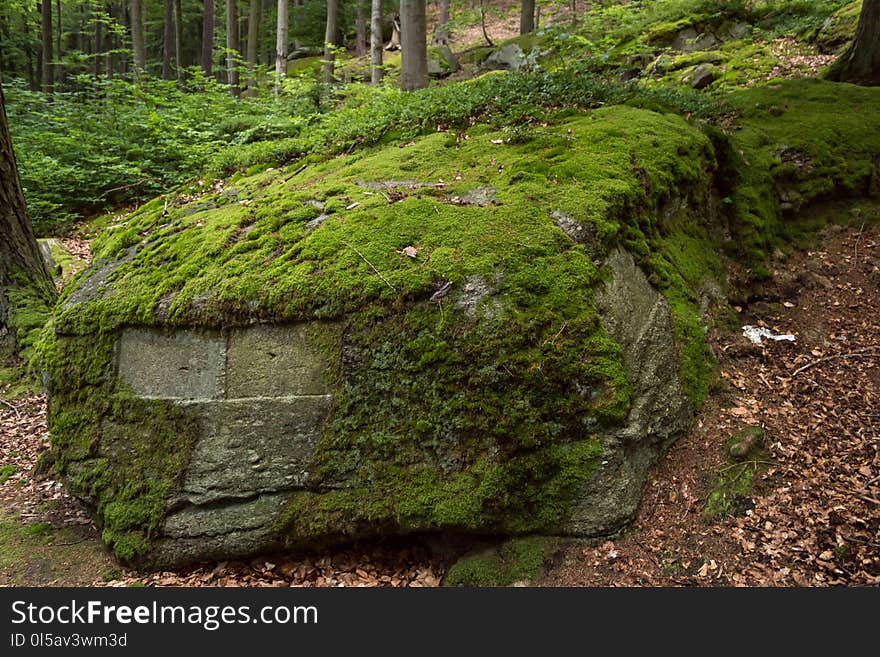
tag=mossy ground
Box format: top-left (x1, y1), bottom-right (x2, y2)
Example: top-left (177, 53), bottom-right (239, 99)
top-left (443, 536), bottom-right (560, 587)
top-left (0, 511), bottom-right (121, 585)
top-left (704, 426), bottom-right (768, 517)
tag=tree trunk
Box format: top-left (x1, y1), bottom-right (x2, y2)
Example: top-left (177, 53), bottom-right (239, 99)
top-left (226, 0), bottom-right (240, 95)
top-left (244, 0), bottom-right (260, 94)
top-left (370, 0), bottom-right (382, 83)
top-left (400, 0), bottom-right (427, 90)
top-left (830, 0), bottom-right (880, 85)
top-left (432, 0), bottom-right (450, 45)
top-left (356, 0), bottom-right (367, 57)
top-left (163, 0), bottom-right (174, 79)
top-left (0, 83), bottom-right (56, 362)
top-left (94, 8), bottom-right (103, 77)
top-left (479, 0), bottom-right (493, 47)
top-left (275, 0), bottom-right (288, 94)
top-left (130, 0), bottom-right (146, 72)
top-left (202, 0), bottom-right (215, 77)
top-left (323, 0), bottom-right (339, 84)
top-left (55, 0), bottom-right (62, 84)
top-left (174, 0), bottom-right (184, 80)
top-left (41, 0), bottom-right (53, 92)
top-left (520, 0), bottom-right (535, 35)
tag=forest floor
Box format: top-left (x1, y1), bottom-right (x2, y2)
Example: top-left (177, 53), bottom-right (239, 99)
top-left (1, 208), bottom-right (877, 587)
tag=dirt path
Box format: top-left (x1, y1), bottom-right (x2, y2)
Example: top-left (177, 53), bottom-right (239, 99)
top-left (543, 215), bottom-right (880, 586)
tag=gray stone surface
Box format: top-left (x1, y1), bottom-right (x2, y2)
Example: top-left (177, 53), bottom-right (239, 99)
top-left (61, 247), bottom-right (135, 314)
top-left (484, 44), bottom-right (526, 71)
top-left (565, 248), bottom-right (691, 535)
top-left (178, 397), bottom-right (332, 505)
top-left (551, 209), bottom-right (597, 254)
top-left (689, 63), bottom-right (717, 89)
top-left (117, 328), bottom-right (226, 400)
top-left (154, 493), bottom-right (290, 566)
top-left (227, 324), bottom-right (329, 398)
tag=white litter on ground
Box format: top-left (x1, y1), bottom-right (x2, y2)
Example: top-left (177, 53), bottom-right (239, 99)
top-left (742, 325), bottom-right (797, 345)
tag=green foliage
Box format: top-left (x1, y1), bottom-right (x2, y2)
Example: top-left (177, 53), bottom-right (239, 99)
top-left (4, 75), bottom-right (316, 234)
top-left (0, 464), bottom-right (16, 483)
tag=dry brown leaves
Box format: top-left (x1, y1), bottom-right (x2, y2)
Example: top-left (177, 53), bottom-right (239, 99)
top-left (546, 223), bottom-right (880, 587)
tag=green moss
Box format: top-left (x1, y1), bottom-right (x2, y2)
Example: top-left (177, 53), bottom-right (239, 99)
top-left (41, 333), bottom-right (200, 563)
top-left (444, 536), bottom-right (559, 587)
top-left (52, 106), bottom-right (730, 557)
top-left (704, 427), bottom-right (767, 517)
top-left (723, 79), bottom-right (880, 275)
top-left (0, 464), bottom-right (16, 483)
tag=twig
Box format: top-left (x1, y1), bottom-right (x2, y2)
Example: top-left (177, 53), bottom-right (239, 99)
top-left (789, 348), bottom-right (880, 379)
top-left (862, 473), bottom-right (880, 489)
top-left (854, 221), bottom-right (865, 263)
top-left (0, 399), bottom-right (21, 418)
top-left (290, 163), bottom-right (308, 177)
top-left (842, 535), bottom-right (880, 550)
top-left (51, 537), bottom-right (92, 547)
top-left (343, 242), bottom-right (396, 291)
top-left (858, 493), bottom-right (880, 506)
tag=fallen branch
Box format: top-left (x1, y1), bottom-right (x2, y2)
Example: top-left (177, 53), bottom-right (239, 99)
top-left (343, 242), bottom-right (396, 291)
top-left (0, 399), bottom-right (20, 418)
top-left (789, 348), bottom-right (880, 379)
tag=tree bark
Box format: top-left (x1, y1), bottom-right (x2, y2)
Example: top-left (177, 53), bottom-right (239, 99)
top-left (400, 0), bottom-right (427, 90)
top-left (226, 0), bottom-right (241, 95)
top-left (94, 7), bottom-right (103, 77)
top-left (830, 0), bottom-right (880, 85)
top-left (356, 0), bottom-right (368, 57)
top-left (130, 0), bottom-right (147, 72)
top-left (0, 83), bottom-right (56, 361)
top-left (370, 0), bottom-right (382, 83)
top-left (163, 0), bottom-right (174, 79)
top-left (41, 0), bottom-right (53, 92)
top-left (432, 0), bottom-right (450, 45)
top-left (245, 0), bottom-right (261, 94)
top-left (323, 0), bottom-right (339, 84)
top-left (55, 0), bottom-right (62, 84)
top-left (520, 0), bottom-right (535, 35)
top-left (202, 0), bottom-right (215, 77)
top-left (174, 0), bottom-right (184, 80)
top-left (275, 0), bottom-right (288, 94)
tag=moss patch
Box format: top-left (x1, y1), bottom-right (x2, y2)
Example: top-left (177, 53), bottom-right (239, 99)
top-left (705, 426), bottom-right (768, 517)
top-left (444, 537), bottom-right (560, 587)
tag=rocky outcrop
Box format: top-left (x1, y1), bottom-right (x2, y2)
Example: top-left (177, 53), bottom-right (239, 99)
top-left (44, 106), bottom-right (725, 569)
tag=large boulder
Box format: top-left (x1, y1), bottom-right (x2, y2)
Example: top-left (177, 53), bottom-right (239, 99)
top-left (45, 106), bottom-right (723, 568)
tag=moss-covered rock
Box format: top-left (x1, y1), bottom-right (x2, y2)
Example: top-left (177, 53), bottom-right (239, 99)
top-left (45, 103), bottom-right (726, 568)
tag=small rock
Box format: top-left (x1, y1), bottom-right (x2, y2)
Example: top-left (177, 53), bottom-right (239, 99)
top-left (690, 64), bottom-right (717, 90)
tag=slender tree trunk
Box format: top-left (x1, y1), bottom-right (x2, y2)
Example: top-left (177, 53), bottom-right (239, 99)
top-left (55, 0), bottom-right (62, 84)
top-left (400, 0), bottom-right (427, 90)
top-left (370, 0), bottom-right (382, 83)
top-left (520, 0), bottom-right (535, 35)
top-left (0, 83), bottom-right (56, 362)
top-left (275, 0), bottom-right (288, 94)
top-left (355, 0), bottom-right (367, 57)
top-left (41, 0), bottom-right (53, 92)
top-left (226, 0), bottom-right (240, 95)
top-left (119, 0), bottom-right (128, 75)
top-left (130, 0), bottom-right (146, 72)
top-left (244, 0), bottom-right (260, 94)
top-left (174, 0), bottom-right (184, 80)
top-left (162, 0), bottom-right (174, 79)
top-left (829, 0), bottom-right (880, 85)
top-left (432, 0), bottom-right (450, 45)
top-left (94, 8), bottom-right (103, 77)
top-left (479, 0), bottom-right (493, 47)
top-left (202, 0), bottom-right (215, 77)
top-left (323, 0), bottom-right (339, 84)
